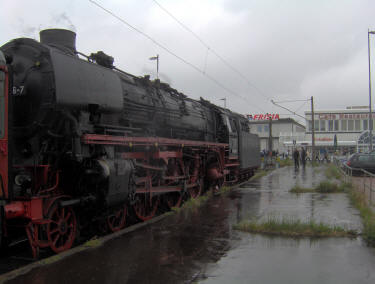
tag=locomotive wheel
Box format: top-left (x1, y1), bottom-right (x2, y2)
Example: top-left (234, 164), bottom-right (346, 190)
top-left (164, 160), bottom-right (184, 208)
top-left (107, 206), bottom-right (127, 232)
top-left (46, 204), bottom-right (77, 253)
top-left (133, 194), bottom-right (159, 221)
top-left (166, 192), bottom-right (183, 209)
top-left (188, 178), bottom-right (203, 199)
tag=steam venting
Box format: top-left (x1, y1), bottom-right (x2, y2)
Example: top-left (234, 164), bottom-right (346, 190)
top-left (39, 29), bottom-right (76, 55)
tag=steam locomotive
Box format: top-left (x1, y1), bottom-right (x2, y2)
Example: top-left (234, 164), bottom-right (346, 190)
top-left (0, 29), bottom-right (260, 257)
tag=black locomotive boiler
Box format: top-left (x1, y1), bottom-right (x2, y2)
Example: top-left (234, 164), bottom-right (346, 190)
top-left (0, 29), bottom-right (260, 257)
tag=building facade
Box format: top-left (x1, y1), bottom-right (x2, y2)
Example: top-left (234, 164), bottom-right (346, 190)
top-left (248, 116), bottom-right (305, 153)
top-left (303, 106), bottom-right (374, 153)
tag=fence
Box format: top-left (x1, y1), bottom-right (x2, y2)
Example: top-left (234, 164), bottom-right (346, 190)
top-left (334, 157), bottom-right (375, 207)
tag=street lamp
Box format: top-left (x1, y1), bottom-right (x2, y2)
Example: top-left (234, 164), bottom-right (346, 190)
top-left (149, 54), bottom-right (159, 79)
top-left (368, 30), bottom-right (375, 152)
top-left (220, 98), bottom-right (227, 108)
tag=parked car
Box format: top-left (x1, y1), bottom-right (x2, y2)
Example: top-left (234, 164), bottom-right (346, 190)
top-left (346, 153), bottom-right (375, 174)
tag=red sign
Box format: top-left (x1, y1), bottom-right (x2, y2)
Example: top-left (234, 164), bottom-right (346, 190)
top-left (247, 114), bottom-right (280, 121)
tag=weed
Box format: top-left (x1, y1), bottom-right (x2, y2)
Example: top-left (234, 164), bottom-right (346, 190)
top-left (289, 181), bottom-right (346, 194)
top-left (84, 238), bottom-right (102, 248)
top-left (219, 186), bottom-right (231, 195)
top-left (178, 195), bottom-right (209, 211)
top-left (233, 216), bottom-right (357, 238)
top-left (325, 164), bottom-right (342, 180)
top-left (347, 185), bottom-right (375, 244)
top-left (250, 170), bottom-right (269, 180)
top-left (289, 185), bottom-right (315, 193)
top-left (314, 181), bottom-right (343, 193)
top-left (311, 161), bottom-right (321, 167)
top-left (279, 158), bottom-right (293, 167)
top-left (39, 254), bottom-right (62, 265)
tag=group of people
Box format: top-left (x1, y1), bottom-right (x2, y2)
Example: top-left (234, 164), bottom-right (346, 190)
top-left (293, 148), bottom-right (330, 169)
top-left (293, 147), bottom-right (307, 169)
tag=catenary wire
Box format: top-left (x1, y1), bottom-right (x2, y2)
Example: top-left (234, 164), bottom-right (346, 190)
top-left (88, 0), bottom-right (266, 112)
top-left (151, 0), bottom-right (272, 101)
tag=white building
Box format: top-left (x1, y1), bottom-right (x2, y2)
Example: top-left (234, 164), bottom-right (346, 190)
top-left (248, 116), bottom-right (305, 153)
top-left (303, 106), bottom-right (374, 154)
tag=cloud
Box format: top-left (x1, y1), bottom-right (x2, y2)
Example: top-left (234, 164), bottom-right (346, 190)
top-left (52, 12), bottom-right (77, 32)
top-left (300, 47), bottom-right (369, 110)
top-left (1, 0), bottom-right (375, 122)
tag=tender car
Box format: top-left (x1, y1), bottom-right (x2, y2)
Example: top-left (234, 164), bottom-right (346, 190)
top-left (346, 153), bottom-right (375, 174)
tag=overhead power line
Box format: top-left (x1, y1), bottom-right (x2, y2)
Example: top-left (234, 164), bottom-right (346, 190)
top-left (271, 99), bottom-right (310, 120)
top-left (151, 0), bottom-right (271, 101)
top-left (88, 0), bottom-right (266, 112)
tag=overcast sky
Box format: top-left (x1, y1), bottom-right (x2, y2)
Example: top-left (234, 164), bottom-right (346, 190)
top-left (1, 0), bottom-right (375, 124)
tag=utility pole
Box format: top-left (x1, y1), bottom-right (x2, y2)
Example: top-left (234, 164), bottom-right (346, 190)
top-left (311, 96), bottom-right (315, 161)
top-left (268, 116), bottom-right (273, 153)
top-left (368, 29), bottom-right (375, 151)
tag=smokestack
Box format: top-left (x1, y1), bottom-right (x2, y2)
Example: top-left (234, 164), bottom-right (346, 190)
top-left (39, 29), bottom-right (76, 55)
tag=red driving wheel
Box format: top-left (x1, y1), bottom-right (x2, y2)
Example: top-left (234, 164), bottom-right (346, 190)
top-left (46, 204), bottom-right (77, 253)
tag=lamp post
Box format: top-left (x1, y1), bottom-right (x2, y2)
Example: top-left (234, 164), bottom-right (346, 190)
top-left (149, 54), bottom-right (159, 79)
top-left (368, 30), bottom-right (375, 152)
top-left (311, 96), bottom-right (315, 161)
top-left (220, 98), bottom-right (227, 108)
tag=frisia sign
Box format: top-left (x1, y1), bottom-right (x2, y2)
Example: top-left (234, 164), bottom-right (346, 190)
top-left (247, 113), bottom-right (280, 121)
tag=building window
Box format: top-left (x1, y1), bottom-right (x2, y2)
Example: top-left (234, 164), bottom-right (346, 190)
top-left (308, 120), bottom-right (312, 131)
top-left (355, 120), bottom-right (360, 131)
top-left (334, 120), bottom-right (339, 131)
top-left (348, 120), bottom-right (354, 131)
top-left (363, 120), bottom-right (368, 130)
top-left (342, 120), bottom-right (347, 131)
top-left (328, 120), bottom-right (334, 131)
top-left (264, 125), bottom-right (269, 132)
top-left (257, 125), bottom-right (262, 132)
top-left (314, 120), bottom-right (319, 131)
top-left (320, 120), bottom-right (326, 131)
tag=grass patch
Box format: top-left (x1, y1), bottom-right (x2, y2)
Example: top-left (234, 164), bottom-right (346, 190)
top-left (278, 158), bottom-right (293, 167)
top-left (347, 184), bottom-right (375, 245)
top-left (39, 254), bottom-right (62, 265)
top-left (83, 238), bottom-right (102, 248)
top-left (219, 185), bottom-right (231, 195)
top-left (233, 216), bottom-right (357, 238)
top-left (314, 180), bottom-right (343, 193)
top-left (311, 161), bottom-right (321, 167)
top-left (290, 180), bottom-right (349, 194)
top-left (325, 164), bottom-right (342, 180)
top-left (249, 169), bottom-right (269, 180)
top-left (172, 192), bottom-right (212, 213)
top-left (290, 184), bottom-right (315, 193)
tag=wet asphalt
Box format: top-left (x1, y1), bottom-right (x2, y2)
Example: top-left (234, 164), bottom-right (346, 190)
top-left (4, 165), bottom-right (375, 284)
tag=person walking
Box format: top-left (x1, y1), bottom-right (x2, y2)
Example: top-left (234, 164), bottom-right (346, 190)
top-left (293, 148), bottom-right (300, 169)
top-left (301, 147), bottom-right (306, 168)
